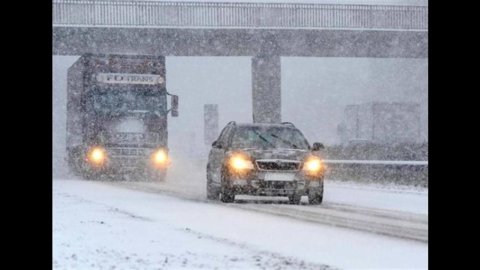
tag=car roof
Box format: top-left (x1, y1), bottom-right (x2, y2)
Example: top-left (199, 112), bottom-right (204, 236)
top-left (234, 123), bottom-right (297, 129)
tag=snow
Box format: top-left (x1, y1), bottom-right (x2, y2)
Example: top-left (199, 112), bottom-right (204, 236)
top-left (53, 1), bottom-right (428, 267)
top-left (53, 182), bottom-right (331, 269)
top-left (53, 56), bottom-right (428, 167)
top-left (129, 154), bottom-right (429, 214)
top-left (326, 181), bottom-right (427, 214)
top-left (105, 0), bottom-right (428, 6)
top-left (53, 179), bottom-right (427, 269)
top-left (114, 118), bottom-right (146, 133)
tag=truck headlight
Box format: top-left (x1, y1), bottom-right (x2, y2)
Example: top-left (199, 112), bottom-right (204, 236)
top-left (303, 156), bottom-right (324, 176)
top-left (87, 146), bottom-right (107, 166)
top-left (151, 149), bottom-right (168, 167)
top-left (228, 154), bottom-right (254, 171)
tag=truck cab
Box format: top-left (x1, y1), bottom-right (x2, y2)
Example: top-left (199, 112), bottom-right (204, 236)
top-left (66, 54), bottom-right (178, 180)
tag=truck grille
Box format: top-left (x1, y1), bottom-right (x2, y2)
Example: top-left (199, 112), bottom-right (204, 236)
top-left (256, 160), bottom-right (300, 171)
top-left (109, 148), bottom-right (148, 157)
top-left (112, 157), bottom-right (144, 167)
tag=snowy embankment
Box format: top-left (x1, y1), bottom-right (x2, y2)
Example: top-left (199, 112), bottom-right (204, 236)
top-left (53, 179), bottom-right (427, 269)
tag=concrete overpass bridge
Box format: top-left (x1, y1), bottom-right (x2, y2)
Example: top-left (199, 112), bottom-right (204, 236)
top-left (53, 0), bottom-right (428, 123)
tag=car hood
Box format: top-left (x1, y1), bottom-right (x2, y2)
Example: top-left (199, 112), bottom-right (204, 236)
top-left (233, 148), bottom-right (310, 161)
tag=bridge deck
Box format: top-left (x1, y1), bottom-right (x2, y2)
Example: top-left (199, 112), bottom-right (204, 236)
top-left (53, 0), bottom-right (427, 31)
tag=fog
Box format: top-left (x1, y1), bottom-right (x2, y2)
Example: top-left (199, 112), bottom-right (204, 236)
top-left (53, 55), bottom-right (427, 177)
top-left (282, 57), bottom-right (428, 145)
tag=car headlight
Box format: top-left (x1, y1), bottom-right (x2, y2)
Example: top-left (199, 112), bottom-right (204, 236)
top-left (228, 154), bottom-right (254, 171)
top-left (87, 146), bottom-right (107, 166)
top-left (303, 156), bottom-right (324, 176)
top-left (151, 149), bottom-right (168, 167)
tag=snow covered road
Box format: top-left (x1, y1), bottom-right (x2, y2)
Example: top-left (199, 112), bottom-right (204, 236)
top-left (105, 156), bottom-right (428, 241)
top-left (53, 180), bottom-right (333, 269)
top-left (109, 156), bottom-right (428, 213)
top-left (53, 178), bottom-right (427, 269)
top-left (107, 179), bottom-right (428, 242)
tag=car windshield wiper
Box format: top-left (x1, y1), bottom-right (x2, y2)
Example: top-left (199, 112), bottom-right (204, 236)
top-left (252, 130), bottom-right (275, 148)
top-left (270, 133), bottom-right (299, 149)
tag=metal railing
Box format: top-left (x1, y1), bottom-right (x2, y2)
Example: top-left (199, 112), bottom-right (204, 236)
top-left (324, 159), bottom-right (428, 187)
top-left (324, 159), bottom-right (428, 165)
top-left (53, 0), bottom-right (427, 30)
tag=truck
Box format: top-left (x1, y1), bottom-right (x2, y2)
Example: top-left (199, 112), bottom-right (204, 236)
top-left (66, 54), bottom-right (178, 181)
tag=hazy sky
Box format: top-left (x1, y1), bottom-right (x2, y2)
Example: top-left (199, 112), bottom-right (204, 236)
top-left (53, 55), bottom-right (427, 172)
top-left (282, 57), bottom-right (427, 145)
top-left (53, 1), bottom-right (428, 179)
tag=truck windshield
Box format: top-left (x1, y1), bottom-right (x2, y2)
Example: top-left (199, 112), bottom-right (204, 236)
top-left (89, 88), bottom-right (166, 115)
top-left (231, 127), bottom-right (309, 150)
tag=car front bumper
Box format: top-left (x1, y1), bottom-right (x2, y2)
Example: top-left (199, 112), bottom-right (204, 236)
top-left (225, 170), bottom-right (323, 197)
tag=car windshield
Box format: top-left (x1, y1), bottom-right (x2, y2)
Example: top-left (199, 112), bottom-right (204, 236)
top-left (231, 126), bottom-right (309, 149)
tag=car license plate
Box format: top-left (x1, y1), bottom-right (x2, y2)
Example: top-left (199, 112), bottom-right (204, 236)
top-left (264, 172), bottom-right (295, 181)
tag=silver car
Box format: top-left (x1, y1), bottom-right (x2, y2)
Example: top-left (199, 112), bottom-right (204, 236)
top-left (206, 122), bottom-right (325, 204)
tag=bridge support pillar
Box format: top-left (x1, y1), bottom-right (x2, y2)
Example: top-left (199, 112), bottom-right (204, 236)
top-left (252, 55), bottom-right (281, 123)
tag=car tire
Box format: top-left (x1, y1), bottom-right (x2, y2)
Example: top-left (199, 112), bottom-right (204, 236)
top-left (308, 182), bottom-right (324, 205)
top-left (288, 194), bottom-right (302, 205)
top-left (308, 193), bottom-right (323, 205)
top-left (221, 189), bottom-right (235, 203)
top-left (207, 183), bottom-right (219, 200)
top-left (220, 170), bottom-right (235, 203)
top-left (220, 187), bottom-right (235, 203)
top-left (206, 166), bottom-right (220, 200)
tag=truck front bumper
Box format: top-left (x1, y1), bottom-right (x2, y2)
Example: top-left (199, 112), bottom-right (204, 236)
top-left (85, 147), bottom-right (168, 175)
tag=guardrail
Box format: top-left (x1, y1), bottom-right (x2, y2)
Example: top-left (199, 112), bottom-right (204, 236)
top-left (324, 159), bottom-right (427, 165)
top-left (324, 159), bottom-right (428, 187)
top-left (53, 0), bottom-right (428, 30)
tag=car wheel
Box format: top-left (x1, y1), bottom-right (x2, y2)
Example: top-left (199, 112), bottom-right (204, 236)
top-left (288, 194), bottom-right (302, 205)
top-left (308, 182), bottom-right (324, 205)
top-left (207, 183), bottom-right (219, 200)
top-left (220, 187), bottom-right (235, 203)
top-left (220, 170), bottom-right (235, 203)
top-left (308, 193), bottom-right (323, 205)
top-left (206, 166), bottom-right (220, 200)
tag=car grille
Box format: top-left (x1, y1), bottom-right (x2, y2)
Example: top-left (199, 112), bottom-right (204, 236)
top-left (260, 181), bottom-right (297, 190)
top-left (256, 160), bottom-right (300, 171)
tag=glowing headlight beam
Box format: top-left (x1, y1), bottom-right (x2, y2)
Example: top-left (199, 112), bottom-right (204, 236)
top-left (87, 147), bottom-right (107, 165)
top-left (152, 149), bottom-right (168, 166)
top-left (303, 157), bottom-right (323, 172)
top-left (229, 155), bottom-right (254, 171)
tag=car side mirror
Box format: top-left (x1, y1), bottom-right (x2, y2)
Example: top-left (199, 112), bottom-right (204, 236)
top-left (171, 95), bottom-right (179, 117)
top-left (312, 142), bottom-right (324, 151)
top-left (212, 140), bottom-right (222, 149)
